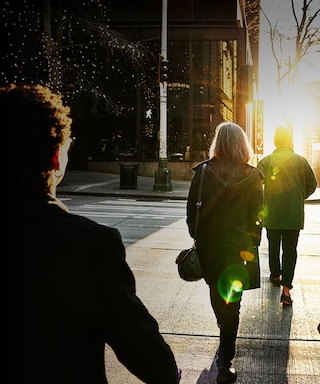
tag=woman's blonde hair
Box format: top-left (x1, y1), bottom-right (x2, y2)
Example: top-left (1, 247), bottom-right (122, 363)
top-left (208, 121), bottom-right (253, 163)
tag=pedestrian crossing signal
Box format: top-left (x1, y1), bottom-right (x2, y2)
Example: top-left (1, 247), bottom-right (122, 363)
top-left (144, 108), bottom-right (158, 120)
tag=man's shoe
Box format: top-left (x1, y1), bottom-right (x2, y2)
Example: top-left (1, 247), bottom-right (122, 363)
top-left (270, 276), bottom-right (281, 286)
top-left (216, 367), bottom-right (237, 384)
top-left (280, 292), bottom-right (293, 305)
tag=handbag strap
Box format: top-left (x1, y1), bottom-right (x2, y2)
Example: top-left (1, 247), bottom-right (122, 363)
top-left (194, 163), bottom-right (207, 240)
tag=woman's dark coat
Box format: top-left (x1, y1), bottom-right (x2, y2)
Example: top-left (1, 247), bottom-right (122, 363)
top-left (11, 194), bottom-right (178, 384)
top-left (187, 158), bottom-right (264, 287)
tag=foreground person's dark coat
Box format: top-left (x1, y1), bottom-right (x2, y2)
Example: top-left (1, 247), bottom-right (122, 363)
top-left (11, 193), bottom-right (178, 384)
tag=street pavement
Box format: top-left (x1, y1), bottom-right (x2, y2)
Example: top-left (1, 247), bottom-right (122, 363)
top-left (58, 170), bottom-right (320, 384)
top-left (58, 169), bottom-right (320, 202)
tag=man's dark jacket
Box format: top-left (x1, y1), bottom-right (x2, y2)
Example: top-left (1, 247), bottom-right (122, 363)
top-left (257, 147), bottom-right (317, 229)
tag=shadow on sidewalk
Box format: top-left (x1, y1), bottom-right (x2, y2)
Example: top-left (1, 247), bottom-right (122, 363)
top-left (259, 285), bottom-right (293, 384)
top-left (234, 284), bottom-right (293, 383)
top-left (196, 349), bottom-right (219, 384)
top-left (195, 285), bottom-right (293, 383)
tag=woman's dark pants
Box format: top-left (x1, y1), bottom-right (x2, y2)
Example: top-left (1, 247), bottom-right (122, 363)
top-left (210, 285), bottom-right (241, 368)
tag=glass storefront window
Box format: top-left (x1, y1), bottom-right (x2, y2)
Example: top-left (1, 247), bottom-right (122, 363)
top-left (168, 39), bottom-right (236, 161)
top-left (87, 38), bottom-right (236, 161)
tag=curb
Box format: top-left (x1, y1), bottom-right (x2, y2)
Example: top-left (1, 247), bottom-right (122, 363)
top-left (58, 189), bottom-right (188, 200)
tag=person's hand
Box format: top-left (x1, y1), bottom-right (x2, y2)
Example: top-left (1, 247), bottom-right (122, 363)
top-left (177, 368), bottom-right (182, 382)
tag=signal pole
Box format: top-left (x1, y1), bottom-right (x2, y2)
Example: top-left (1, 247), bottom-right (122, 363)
top-left (153, 0), bottom-right (172, 192)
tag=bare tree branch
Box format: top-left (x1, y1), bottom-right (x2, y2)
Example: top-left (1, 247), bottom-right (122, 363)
top-left (261, 0), bottom-right (320, 116)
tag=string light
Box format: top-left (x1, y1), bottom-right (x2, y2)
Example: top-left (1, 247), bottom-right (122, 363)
top-left (1, 1), bottom-right (150, 114)
top-left (1, 2), bottom-right (236, 158)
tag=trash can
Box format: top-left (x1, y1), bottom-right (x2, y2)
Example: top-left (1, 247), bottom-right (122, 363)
top-left (120, 164), bottom-right (138, 189)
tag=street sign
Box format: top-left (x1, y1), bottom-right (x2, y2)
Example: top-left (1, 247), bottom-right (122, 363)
top-left (254, 100), bottom-right (264, 154)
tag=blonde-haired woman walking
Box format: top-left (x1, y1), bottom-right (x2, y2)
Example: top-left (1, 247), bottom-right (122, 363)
top-left (187, 121), bottom-right (263, 383)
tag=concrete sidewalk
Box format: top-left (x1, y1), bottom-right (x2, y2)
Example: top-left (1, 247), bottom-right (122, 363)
top-left (58, 170), bottom-right (320, 203)
top-left (105, 218), bottom-right (320, 383)
top-left (58, 170), bottom-right (320, 383)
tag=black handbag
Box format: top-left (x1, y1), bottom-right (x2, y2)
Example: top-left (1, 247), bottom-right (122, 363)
top-left (242, 246), bottom-right (261, 290)
top-left (175, 163), bottom-right (206, 282)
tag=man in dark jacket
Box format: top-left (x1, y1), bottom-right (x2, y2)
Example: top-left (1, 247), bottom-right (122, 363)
top-left (257, 126), bottom-right (317, 305)
top-left (5, 84), bottom-right (181, 384)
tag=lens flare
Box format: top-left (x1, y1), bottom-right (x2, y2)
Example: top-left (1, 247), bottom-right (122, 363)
top-left (271, 166), bottom-right (280, 180)
top-left (273, 166), bottom-right (280, 174)
top-left (218, 264), bottom-right (250, 304)
top-left (232, 280), bottom-right (243, 291)
top-left (240, 250), bottom-right (255, 261)
top-left (258, 205), bottom-right (269, 221)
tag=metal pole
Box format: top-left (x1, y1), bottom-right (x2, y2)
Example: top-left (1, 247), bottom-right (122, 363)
top-left (159, 0), bottom-right (167, 159)
top-left (153, 0), bottom-right (172, 192)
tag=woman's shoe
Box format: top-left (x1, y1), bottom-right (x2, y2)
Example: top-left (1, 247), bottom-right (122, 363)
top-left (216, 367), bottom-right (237, 384)
top-left (280, 292), bottom-right (293, 305)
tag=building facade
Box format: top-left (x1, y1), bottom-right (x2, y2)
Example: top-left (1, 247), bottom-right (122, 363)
top-left (80, 0), bottom-right (260, 174)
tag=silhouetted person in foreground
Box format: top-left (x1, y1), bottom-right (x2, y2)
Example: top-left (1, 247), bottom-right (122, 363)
top-left (4, 83), bottom-right (181, 384)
